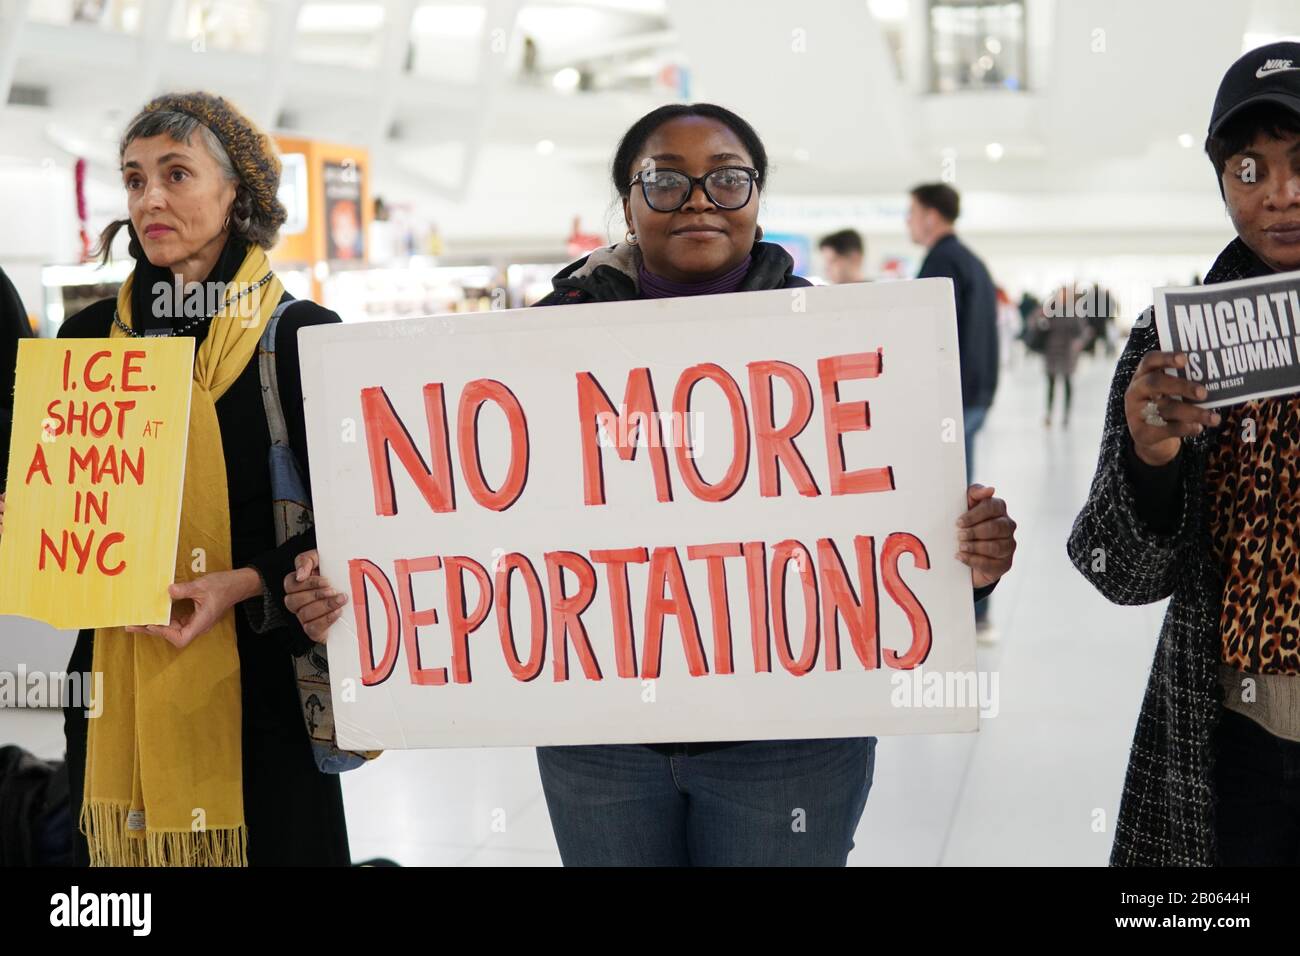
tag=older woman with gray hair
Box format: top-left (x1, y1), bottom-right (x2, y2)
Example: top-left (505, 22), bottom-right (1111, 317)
top-left (46, 92), bottom-right (348, 866)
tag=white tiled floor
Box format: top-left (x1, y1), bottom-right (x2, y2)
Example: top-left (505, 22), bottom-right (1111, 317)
top-left (1, 345), bottom-right (1164, 866)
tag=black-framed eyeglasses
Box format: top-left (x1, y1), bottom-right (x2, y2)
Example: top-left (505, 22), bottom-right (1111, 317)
top-left (629, 165), bottom-right (759, 212)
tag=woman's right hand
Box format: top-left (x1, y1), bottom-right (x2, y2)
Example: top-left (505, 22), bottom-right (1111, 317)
top-left (283, 549), bottom-right (348, 643)
top-left (1124, 351), bottom-right (1221, 467)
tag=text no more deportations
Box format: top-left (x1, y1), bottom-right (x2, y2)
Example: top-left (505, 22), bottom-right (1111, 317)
top-left (348, 349), bottom-right (944, 687)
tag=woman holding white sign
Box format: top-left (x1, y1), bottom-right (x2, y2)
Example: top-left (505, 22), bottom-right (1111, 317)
top-left (1070, 42), bottom-right (1300, 866)
top-left (7, 93), bottom-right (354, 867)
top-left (286, 103), bottom-right (1019, 867)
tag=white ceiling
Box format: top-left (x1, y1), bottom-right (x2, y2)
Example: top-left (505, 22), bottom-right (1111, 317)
top-left (4, 0), bottom-right (1300, 240)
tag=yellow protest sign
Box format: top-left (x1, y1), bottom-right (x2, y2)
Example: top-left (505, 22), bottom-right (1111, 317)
top-left (0, 338), bottom-right (194, 629)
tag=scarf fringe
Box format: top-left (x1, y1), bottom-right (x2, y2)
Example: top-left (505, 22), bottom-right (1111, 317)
top-left (81, 800), bottom-right (248, 867)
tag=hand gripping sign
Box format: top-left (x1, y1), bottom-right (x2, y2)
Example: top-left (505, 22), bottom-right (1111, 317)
top-left (298, 279), bottom-right (976, 749)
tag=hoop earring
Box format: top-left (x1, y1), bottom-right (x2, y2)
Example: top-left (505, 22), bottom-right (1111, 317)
top-left (625, 230), bottom-right (638, 245)
top-left (223, 210), bottom-right (232, 233)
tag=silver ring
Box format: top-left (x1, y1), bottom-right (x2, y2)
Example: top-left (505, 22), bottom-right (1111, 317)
top-left (1142, 400), bottom-right (1167, 428)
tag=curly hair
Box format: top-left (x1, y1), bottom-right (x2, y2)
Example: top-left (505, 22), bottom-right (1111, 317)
top-left (95, 104), bottom-right (284, 263)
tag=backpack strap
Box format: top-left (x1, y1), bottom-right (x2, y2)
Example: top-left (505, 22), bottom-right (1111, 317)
top-left (243, 295), bottom-right (308, 635)
top-left (257, 296), bottom-right (299, 452)
top-left (255, 296), bottom-right (380, 772)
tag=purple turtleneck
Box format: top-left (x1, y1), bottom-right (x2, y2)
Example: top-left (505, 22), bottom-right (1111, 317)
top-left (637, 255), bottom-right (752, 299)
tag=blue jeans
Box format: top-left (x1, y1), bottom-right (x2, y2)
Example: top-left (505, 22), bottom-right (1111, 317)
top-left (537, 737), bottom-right (876, 866)
top-left (963, 404), bottom-right (988, 485)
top-left (964, 404), bottom-right (991, 624)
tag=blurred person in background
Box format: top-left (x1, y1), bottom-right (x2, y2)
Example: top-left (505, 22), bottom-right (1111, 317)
top-left (1041, 284), bottom-right (1088, 428)
top-left (1070, 41), bottom-right (1300, 866)
top-left (994, 286), bottom-right (1021, 370)
top-left (1081, 281), bottom-right (1118, 358)
top-left (908, 182), bottom-right (1000, 641)
top-left (818, 228), bottom-right (867, 283)
top-left (1017, 290), bottom-right (1041, 345)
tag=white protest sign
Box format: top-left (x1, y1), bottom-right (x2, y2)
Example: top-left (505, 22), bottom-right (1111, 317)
top-left (299, 279), bottom-right (978, 749)
top-left (1155, 268), bottom-right (1300, 407)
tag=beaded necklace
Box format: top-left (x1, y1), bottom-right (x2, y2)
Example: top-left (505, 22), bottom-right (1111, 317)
top-left (111, 271), bottom-right (275, 337)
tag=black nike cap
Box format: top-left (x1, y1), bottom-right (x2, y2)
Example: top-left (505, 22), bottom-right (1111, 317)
top-left (1210, 41), bottom-right (1300, 136)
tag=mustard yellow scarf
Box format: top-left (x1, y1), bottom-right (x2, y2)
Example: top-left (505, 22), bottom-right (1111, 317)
top-left (83, 244), bottom-right (285, 866)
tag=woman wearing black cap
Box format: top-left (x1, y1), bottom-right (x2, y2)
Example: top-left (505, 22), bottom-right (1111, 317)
top-left (1071, 42), bottom-right (1300, 866)
top-left (0, 92), bottom-right (351, 866)
top-left (286, 102), bottom-right (1019, 866)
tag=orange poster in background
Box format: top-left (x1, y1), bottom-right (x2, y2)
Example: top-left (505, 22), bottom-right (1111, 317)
top-left (0, 339), bottom-right (194, 630)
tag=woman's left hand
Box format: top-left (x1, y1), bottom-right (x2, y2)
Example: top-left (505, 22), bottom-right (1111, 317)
top-left (126, 567), bottom-right (263, 648)
top-left (957, 483), bottom-right (1017, 588)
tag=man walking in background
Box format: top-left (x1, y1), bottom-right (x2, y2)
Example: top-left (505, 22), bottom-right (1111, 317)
top-left (819, 229), bottom-right (867, 283)
top-left (907, 183), bottom-right (1000, 641)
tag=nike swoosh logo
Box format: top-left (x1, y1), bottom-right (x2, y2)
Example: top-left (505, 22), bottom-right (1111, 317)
top-left (1257, 65), bottom-right (1300, 77)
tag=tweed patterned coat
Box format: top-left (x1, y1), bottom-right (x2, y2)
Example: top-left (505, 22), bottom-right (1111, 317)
top-left (1066, 237), bottom-right (1271, 866)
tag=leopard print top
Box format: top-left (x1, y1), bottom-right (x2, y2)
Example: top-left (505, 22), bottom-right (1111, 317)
top-left (1206, 395), bottom-right (1300, 674)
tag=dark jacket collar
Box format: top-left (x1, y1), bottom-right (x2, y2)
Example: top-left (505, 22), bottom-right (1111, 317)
top-left (1203, 236), bottom-right (1275, 285)
top-left (543, 239), bottom-right (807, 304)
top-left (927, 232), bottom-right (960, 255)
top-left (129, 232), bottom-right (249, 335)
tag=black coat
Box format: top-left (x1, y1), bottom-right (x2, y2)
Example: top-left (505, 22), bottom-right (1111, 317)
top-left (57, 287), bottom-right (350, 867)
top-left (917, 234), bottom-right (999, 410)
top-left (532, 239), bottom-right (812, 306)
top-left (0, 264), bottom-right (32, 487)
top-left (1068, 237), bottom-right (1272, 866)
